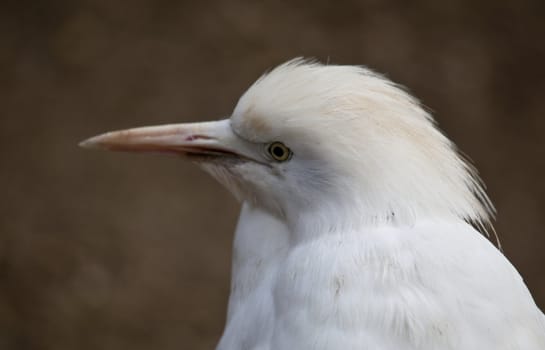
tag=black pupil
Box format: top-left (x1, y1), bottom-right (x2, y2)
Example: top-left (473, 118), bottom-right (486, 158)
top-left (272, 145), bottom-right (285, 158)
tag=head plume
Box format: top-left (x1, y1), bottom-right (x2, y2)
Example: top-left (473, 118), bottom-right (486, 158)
top-left (230, 58), bottom-right (494, 233)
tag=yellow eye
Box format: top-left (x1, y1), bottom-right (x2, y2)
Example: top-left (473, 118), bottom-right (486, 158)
top-left (268, 142), bottom-right (292, 162)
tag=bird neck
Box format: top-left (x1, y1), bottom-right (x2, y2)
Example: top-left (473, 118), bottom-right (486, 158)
top-left (282, 202), bottom-right (388, 243)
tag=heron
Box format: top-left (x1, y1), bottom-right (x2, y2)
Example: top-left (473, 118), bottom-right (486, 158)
top-left (81, 59), bottom-right (545, 349)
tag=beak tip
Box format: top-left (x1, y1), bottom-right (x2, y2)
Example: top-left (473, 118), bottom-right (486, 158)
top-left (78, 139), bottom-right (90, 149)
top-left (79, 136), bottom-right (104, 150)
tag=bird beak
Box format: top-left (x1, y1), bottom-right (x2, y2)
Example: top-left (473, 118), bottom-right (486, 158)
top-left (79, 119), bottom-right (245, 159)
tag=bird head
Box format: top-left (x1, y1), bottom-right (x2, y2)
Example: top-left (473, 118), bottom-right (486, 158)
top-left (81, 59), bottom-right (494, 233)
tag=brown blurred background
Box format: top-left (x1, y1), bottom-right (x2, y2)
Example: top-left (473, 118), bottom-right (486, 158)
top-left (1, 0), bottom-right (544, 349)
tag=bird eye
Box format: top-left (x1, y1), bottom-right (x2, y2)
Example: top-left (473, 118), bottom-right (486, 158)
top-left (267, 142), bottom-right (292, 162)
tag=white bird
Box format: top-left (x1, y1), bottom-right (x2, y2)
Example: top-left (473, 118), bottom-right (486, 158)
top-left (81, 59), bottom-right (545, 349)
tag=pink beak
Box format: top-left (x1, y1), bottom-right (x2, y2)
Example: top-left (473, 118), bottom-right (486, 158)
top-left (79, 119), bottom-right (246, 159)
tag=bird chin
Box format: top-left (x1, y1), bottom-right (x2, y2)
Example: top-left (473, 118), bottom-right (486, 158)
top-left (196, 159), bottom-right (246, 194)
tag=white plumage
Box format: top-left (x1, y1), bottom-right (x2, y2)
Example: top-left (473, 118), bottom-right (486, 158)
top-left (81, 59), bottom-right (545, 349)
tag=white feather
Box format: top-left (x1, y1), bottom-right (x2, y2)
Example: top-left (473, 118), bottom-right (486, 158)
top-left (210, 59), bottom-right (545, 349)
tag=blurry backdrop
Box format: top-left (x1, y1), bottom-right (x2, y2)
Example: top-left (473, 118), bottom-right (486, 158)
top-left (1, 0), bottom-right (544, 349)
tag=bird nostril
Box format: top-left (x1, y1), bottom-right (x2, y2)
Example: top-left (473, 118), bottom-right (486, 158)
top-left (185, 134), bottom-right (212, 142)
